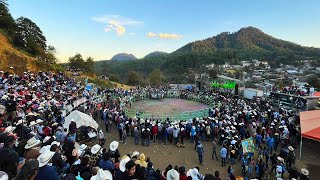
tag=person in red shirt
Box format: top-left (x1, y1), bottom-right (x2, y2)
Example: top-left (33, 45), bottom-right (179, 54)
top-left (152, 123), bottom-right (158, 143)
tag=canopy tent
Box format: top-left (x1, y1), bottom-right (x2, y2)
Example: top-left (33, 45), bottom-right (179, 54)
top-left (299, 110), bottom-right (320, 159)
top-left (64, 110), bottom-right (99, 131)
top-left (300, 110), bottom-right (320, 141)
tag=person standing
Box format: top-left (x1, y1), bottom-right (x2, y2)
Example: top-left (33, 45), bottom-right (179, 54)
top-left (196, 141), bottom-right (204, 165)
top-left (212, 139), bottom-right (219, 160)
top-left (220, 145), bottom-right (227, 167)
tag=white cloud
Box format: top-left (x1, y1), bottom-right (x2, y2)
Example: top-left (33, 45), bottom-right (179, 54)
top-left (128, 32), bottom-right (136, 36)
top-left (104, 20), bottom-right (126, 35)
top-left (147, 32), bottom-right (183, 39)
top-left (92, 15), bottom-right (142, 36)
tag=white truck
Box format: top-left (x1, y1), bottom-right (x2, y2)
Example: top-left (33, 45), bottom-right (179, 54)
top-left (243, 88), bottom-right (264, 99)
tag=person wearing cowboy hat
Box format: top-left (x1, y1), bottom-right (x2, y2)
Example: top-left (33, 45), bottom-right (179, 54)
top-left (24, 136), bottom-right (41, 161)
top-left (90, 169), bottom-right (113, 180)
top-left (35, 150), bottom-right (60, 180)
top-left (88, 144), bottom-right (102, 169)
top-left (108, 141), bottom-right (120, 163)
top-left (115, 157), bottom-right (137, 180)
top-left (286, 145), bottom-right (296, 169)
top-left (300, 168), bottom-right (310, 180)
top-left (167, 168), bottom-right (179, 180)
top-left (288, 165), bottom-right (299, 180)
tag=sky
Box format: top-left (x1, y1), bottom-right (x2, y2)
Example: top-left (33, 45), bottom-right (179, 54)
top-left (8, 0), bottom-right (320, 62)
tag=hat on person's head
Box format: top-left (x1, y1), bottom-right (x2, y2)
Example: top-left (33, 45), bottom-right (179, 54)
top-left (301, 168), bottom-right (309, 176)
top-left (0, 105), bottom-right (5, 115)
top-left (16, 119), bottom-right (26, 126)
top-left (187, 168), bottom-right (199, 180)
top-left (25, 136), bottom-right (41, 149)
top-left (119, 155), bottom-right (130, 172)
top-left (51, 141), bottom-right (60, 147)
top-left (79, 144), bottom-right (87, 151)
top-left (4, 126), bottom-right (15, 133)
top-left (36, 119), bottom-right (43, 124)
top-left (90, 169), bottom-right (113, 180)
top-left (0, 132), bottom-right (15, 145)
top-left (29, 121), bottom-right (37, 127)
top-left (39, 145), bottom-right (51, 154)
top-left (277, 157), bottom-right (284, 163)
top-left (52, 122), bottom-right (58, 126)
top-left (43, 136), bottom-right (51, 144)
top-left (37, 150), bottom-right (55, 167)
top-left (0, 171), bottom-right (9, 180)
top-left (131, 151), bottom-right (139, 158)
top-left (167, 169), bottom-right (179, 180)
top-left (288, 146), bottom-right (294, 151)
top-left (91, 144), bottom-right (101, 154)
top-left (110, 141), bottom-right (119, 151)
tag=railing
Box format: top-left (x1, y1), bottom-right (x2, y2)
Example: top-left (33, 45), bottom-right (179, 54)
top-left (124, 90), bottom-right (220, 121)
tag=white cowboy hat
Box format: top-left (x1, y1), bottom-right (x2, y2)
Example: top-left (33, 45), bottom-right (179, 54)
top-left (119, 155), bottom-right (130, 172)
top-left (277, 157), bottom-right (284, 163)
top-left (110, 141), bottom-right (119, 152)
top-left (288, 146), bottom-right (294, 151)
top-left (131, 151), bottom-right (140, 158)
top-left (36, 119), bottom-right (43, 124)
top-left (52, 122), bottom-right (58, 126)
top-left (79, 144), bottom-right (87, 151)
top-left (301, 168), bottom-right (309, 176)
top-left (166, 169), bottom-right (179, 180)
top-left (4, 126), bottom-right (15, 133)
top-left (29, 121), bottom-right (37, 126)
top-left (43, 136), bottom-right (51, 144)
top-left (37, 150), bottom-right (55, 167)
top-left (91, 144), bottom-right (101, 154)
top-left (187, 168), bottom-right (199, 180)
top-left (16, 119), bottom-right (26, 126)
top-left (51, 141), bottom-right (60, 147)
top-left (0, 171), bottom-right (9, 180)
top-left (25, 137), bottom-right (41, 149)
top-left (27, 112), bottom-right (34, 116)
top-left (90, 169), bottom-right (113, 180)
top-left (39, 145), bottom-right (51, 154)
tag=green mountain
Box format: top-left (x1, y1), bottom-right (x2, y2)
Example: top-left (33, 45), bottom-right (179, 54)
top-left (96, 26), bottom-right (320, 84)
top-left (174, 26), bottom-right (320, 60)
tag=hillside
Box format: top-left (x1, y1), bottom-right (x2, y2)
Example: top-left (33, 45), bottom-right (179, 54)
top-left (174, 26), bottom-right (320, 61)
top-left (96, 26), bottom-right (320, 84)
top-left (0, 31), bottom-right (37, 74)
top-left (111, 53), bottom-right (137, 61)
top-left (144, 51), bottom-right (168, 58)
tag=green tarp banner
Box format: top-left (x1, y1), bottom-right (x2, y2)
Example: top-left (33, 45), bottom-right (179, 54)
top-left (211, 81), bottom-right (236, 89)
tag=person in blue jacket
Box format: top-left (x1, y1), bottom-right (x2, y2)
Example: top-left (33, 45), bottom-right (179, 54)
top-left (35, 151), bottom-right (60, 180)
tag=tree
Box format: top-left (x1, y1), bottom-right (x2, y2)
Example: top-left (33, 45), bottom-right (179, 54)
top-left (126, 70), bottom-right (140, 85)
top-left (0, 1), bottom-right (17, 38)
top-left (307, 75), bottom-right (320, 89)
top-left (15, 17), bottom-right (47, 56)
top-left (41, 45), bottom-right (57, 64)
top-left (148, 68), bottom-right (163, 86)
top-left (84, 57), bottom-right (95, 73)
top-left (68, 53), bottom-right (85, 70)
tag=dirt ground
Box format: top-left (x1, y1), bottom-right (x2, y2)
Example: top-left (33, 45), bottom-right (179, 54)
top-left (85, 122), bottom-right (320, 180)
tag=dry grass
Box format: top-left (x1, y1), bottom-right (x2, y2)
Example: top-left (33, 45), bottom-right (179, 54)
top-left (0, 32), bottom-right (37, 74)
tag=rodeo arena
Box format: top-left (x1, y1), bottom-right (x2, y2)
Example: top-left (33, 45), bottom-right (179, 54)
top-left (1, 69), bottom-right (320, 180)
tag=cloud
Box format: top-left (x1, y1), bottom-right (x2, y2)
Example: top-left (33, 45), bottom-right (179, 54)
top-left (128, 32), bottom-right (136, 36)
top-left (104, 20), bottom-right (126, 35)
top-left (147, 32), bottom-right (183, 39)
top-left (92, 15), bottom-right (142, 36)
